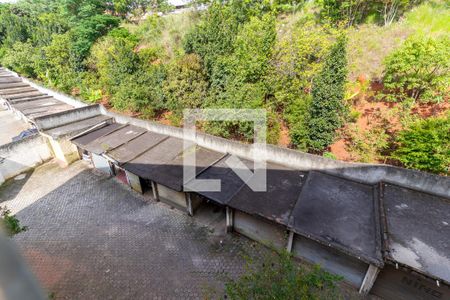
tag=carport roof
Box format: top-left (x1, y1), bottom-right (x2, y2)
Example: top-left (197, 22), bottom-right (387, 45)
top-left (150, 145), bottom-right (225, 191)
top-left (0, 82), bottom-right (29, 89)
top-left (228, 162), bottom-right (307, 226)
top-left (0, 76), bottom-right (21, 83)
top-left (288, 171), bottom-right (383, 266)
top-left (187, 154), bottom-right (254, 205)
top-left (71, 123), bottom-right (124, 147)
top-left (22, 104), bottom-right (74, 119)
top-left (123, 136), bottom-right (185, 182)
top-left (82, 124), bottom-right (147, 155)
top-left (106, 131), bottom-right (168, 165)
top-left (44, 115), bottom-right (113, 139)
top-left (381, 183), bottom-right (450, 284)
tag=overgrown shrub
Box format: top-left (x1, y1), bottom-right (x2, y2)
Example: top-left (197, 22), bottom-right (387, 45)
top-left (225, 250), bottom-right (342, 299)
top-left (383, 35), bottom-right (450, 103)
top-left (0, 206), bottom-right (27, 237)
top-left (392, 115), bottom-right (450, 174)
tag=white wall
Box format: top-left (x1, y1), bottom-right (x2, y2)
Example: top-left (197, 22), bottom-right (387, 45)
top-left (0, 135), bottom-right (52, 184)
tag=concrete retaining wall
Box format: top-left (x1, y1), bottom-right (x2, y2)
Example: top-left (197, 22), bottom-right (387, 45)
top-left (100, 106), bottom-right (450, 198)
top-left (0, 135), bottom-right (52, 184)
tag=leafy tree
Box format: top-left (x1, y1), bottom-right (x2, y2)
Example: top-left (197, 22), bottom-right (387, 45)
top-left (41, 32), bottom-right (80, 92)
top-left (392, 115), bottom-right (450, 174)
top-left (225, 250), bottom-right (342, 299)
top-left (307, 35), bottom-right (348, 152)
top-left (164, 53), bottom-right (208, 113)
top-left (319, 0), bottom-right (371, 26)
top-left (267, 19), bottom-right (337, 149)
top-left (2, 41), bottom-right (40, 77)
top-left (69, 14), bottom-right (120, 67)
top-left (383, 35), bottom-right (450, 102)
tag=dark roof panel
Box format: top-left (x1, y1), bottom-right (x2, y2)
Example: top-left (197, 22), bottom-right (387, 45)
top-left (71, 123), bottom-right (123, 147)
top-left (382, 183), bottom-right (450, 283)
top-left (123, 137), bottom-right (185, 181)
top-left (289, 171), bottom-right (383, 266)
top-left (228, 162), bottom-right (307, 226)
top-left (151, 145), bottom-right (225, 191)
top-left (188, 154), bottom-right (254, 205)
top-left (83, 124), bottom-right (147, 154)
top-left (106, 131), bottom-right (168, 164)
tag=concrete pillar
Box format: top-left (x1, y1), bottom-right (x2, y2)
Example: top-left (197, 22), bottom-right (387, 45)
top-left (151, 181), bottom-right (159, 201)
top-left (359, 264), bottom-right (380, 294)
top-left (226, 207), bottom-right (234, 233)
top-left (185, 193), bottom-right (194, 216)
top-left (286, 230), bottom-right (294, 253)
top-left (125, 171), bottom-right (142, 194)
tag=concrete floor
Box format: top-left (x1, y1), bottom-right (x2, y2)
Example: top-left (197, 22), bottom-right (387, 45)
top-left (1, 161), bottom-right (264, 299)
top-left (0, 108), bottom-right (29, 146)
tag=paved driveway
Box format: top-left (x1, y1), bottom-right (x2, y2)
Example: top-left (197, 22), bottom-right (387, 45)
top-left (1, 161), bottom-right (261, 299)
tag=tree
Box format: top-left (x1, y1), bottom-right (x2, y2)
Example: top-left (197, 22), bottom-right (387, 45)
top-left (164, 53), bottom-right (208, 113)
top-left (392, 115), bottom-right (450, 174)
top-left (2, 41), bottom-right (40, 77)
top-left (383, 35), bottom-right (450, 102)
top-left (307, 35), bottom-right (348, 153)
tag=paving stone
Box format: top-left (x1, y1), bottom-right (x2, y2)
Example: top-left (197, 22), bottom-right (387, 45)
top-left (1, 160), bottom-right (263, 300)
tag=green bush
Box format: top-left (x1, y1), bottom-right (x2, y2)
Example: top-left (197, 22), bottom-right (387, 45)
top-left (225, 250), bottom-right (342, 300)
top-left (392, 115), bottom-right (450, 174)
top-left (307, 35), bottom-right (348, 152)
top-left (164, 53), bottom-right (208, 114)
top-left (1, 41), bottom-right (40, 77)
top-left (1, 206), bottom-right (27, 237)
top-left (383, 35), bottom-right (450, 103)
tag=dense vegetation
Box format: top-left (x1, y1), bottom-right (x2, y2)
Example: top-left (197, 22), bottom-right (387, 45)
top-left (0, 0), bottom-right (448, 174)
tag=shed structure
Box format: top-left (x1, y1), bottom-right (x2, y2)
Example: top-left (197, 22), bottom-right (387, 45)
top-left (371, 183), bottom-right (450, 300)
top-left (288, 171), bottom-right (383, 290)
top-left (227, 163), bottom-right (307, 250)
